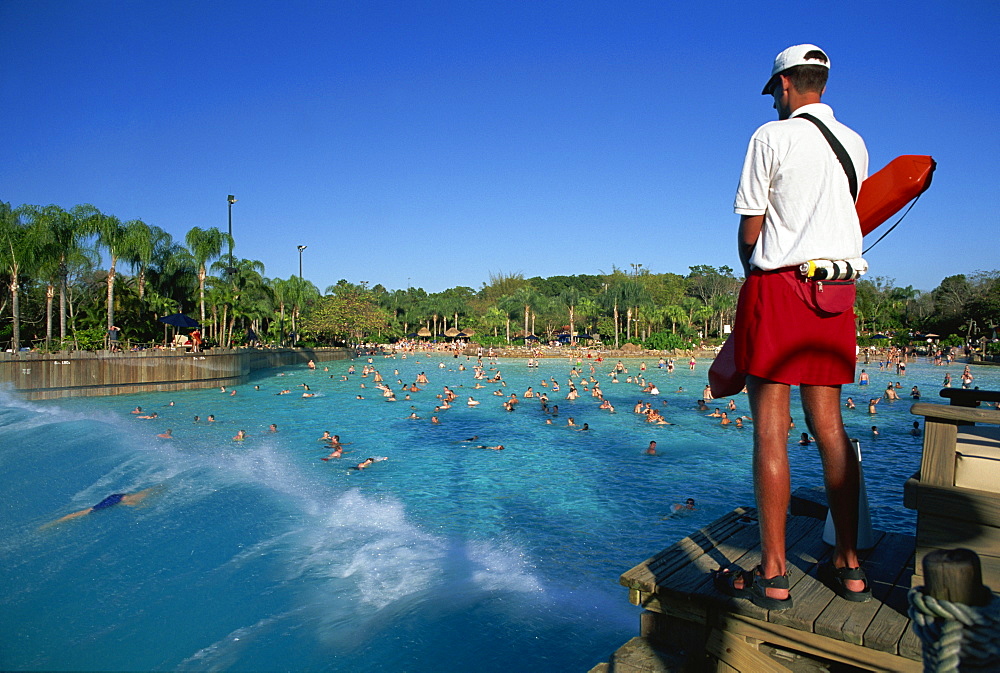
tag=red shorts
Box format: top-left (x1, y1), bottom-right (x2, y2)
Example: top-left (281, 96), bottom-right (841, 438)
top-left (734, 268), bottom-right (856, 386)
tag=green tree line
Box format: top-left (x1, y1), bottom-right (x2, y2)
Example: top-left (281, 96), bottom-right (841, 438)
top-left (3, 201), bottom-right (997, 351)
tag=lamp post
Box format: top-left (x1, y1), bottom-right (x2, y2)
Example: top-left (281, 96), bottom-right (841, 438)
top-left (297, 245), bottom-right (307, 280)
top-left (227, 195), bottom-right (237, 274)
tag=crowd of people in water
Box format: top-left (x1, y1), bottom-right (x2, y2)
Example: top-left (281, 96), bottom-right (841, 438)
top-left (120, 344), bottom-right (989, 459)
top-left (43, 340), bottom-right (995, 528)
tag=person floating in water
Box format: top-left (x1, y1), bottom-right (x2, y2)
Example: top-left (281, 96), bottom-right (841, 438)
top-left (351, 456), bottom-right (388, 470)
top-left (42, 487), bottom-right (159, 528)
top-left (672, 498), bottom-right (696, 512)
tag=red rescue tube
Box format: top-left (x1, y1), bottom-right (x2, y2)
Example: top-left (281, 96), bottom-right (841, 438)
top-left (708, 154), bottom-right (936, 398)
top-left (856, 155), bottom-right (936, 235)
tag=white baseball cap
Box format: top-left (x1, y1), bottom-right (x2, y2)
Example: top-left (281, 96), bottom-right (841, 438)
top-left (761, 44), bottom-right (830, 95)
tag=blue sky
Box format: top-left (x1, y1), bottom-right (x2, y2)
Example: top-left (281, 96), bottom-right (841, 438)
top-left (2, 1), bottom-right (998, 294)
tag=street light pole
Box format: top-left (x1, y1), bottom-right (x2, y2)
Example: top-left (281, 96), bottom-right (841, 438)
top-left (297, 245), bottom-right (307, 280)
top-left (227, 194), bottom-right (237, 273)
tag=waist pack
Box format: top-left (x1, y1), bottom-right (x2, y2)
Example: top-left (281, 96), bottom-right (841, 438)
top-left (781, 272), bottom-right (856, 316)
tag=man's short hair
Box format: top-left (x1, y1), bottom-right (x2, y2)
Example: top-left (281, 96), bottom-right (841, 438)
top-left (782, 50), bottom-right (829, 94)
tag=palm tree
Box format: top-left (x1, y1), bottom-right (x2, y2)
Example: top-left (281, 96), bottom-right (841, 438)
top-left (82, 213), bottom-right (149, 333)
top-left (662, 304), bottom-right (688, 334)
top-left (0, 203), bottom-right (41, 352)
top-left (124, 222), bottom-right (172, 301)
top-left (210, 257), bottom-right (266, 347)
top-left (509, 286), bottom-right (540, 342)
top-left (185, 226), bottom-right (231, 328)
top-left (560, 288), bottom-right (582, 344)
top-left (602, 278), bottom-right (646, 347)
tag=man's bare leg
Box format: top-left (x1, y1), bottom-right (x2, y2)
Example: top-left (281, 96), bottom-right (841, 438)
top-left (743, 374), bottom-right (791, 599)
top-left (801, 384), bottom-right (865, 592)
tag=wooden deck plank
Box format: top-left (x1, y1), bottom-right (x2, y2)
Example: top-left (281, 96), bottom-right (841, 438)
top-left (861, 535), bottom-right (916, 656)
top-left (864, 582), bottom-right (914, 656)
top-left (768, 526), bottom-right (856, 632)
top-left (916, 512), bottom-right (1000, 556)
top-left (644, 509), bottom-right (755, 577)
top-left (904, 477), bottom-right (1000, 527)
top-left (623, 507), bottom-right (924, 669)
top-left (620, 507), bottom-right (754, 591)
top-left (681, 515), bottom-right (827, 625)
top-left (718, 612), bottom-right (921, 673)
top-left (812, 531), bottom-right (915, 647)
top-left (898, 618), bottom-right (924, 662)
top-left (706, 628), bottom-right (793, 673)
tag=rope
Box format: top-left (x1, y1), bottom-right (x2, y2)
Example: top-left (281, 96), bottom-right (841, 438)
top-left (908, 586), bottom-right (1000, 672)
top-left (862, 194), bottom-right (922, 254)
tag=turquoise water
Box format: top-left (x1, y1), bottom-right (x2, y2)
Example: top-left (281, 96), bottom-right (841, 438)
top-left (2, 354), bottom-right (998, 672)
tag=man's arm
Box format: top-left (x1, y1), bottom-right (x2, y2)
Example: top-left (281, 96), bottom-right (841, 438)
top-left (738, 214), bottom-right (765, 277)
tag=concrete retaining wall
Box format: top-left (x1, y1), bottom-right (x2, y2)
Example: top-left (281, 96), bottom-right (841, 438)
top-left (0, 347), bottom-right (352, 400)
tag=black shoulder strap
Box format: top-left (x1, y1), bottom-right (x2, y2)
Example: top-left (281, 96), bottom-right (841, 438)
top-left (797, 113), bottom-right (858, 201)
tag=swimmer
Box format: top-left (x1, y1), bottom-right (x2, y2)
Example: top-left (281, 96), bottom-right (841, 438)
top-left (467, 397), bottom-right (480, 406)
top-left (302, 392), bottom-right (315, 398)
top-left (431, 416), bottom-right (440, 424)
top-left (135, 412), bottom-right (159, 419)
top-left (193, 415), bottom-right (201, 423)
top-left (42, 487), bottom-right (159, 528)
top-left (131, 406), bottom-right (143, 414)
top-left (207, 415), bottom-right (216, 422)
top-left (646, 441), bottom-right (657, 455)
top-left (911, 421), bottom-right (921, 436)
top-left (319, 431), bottom-right (332, 441)
top-left (157, 429), bottom-right (173, 439)
top-left (233, 430), bottom-right (247, 441)
top-left (269, 424), bottom-right (278, 432)
top-left (408, 412), bottom-right (420, 419)
top-left (845, 397), bottom-right (855, 409)
top-left (352, 456), bottom-right (388, 470)
top-left (871, 425), bottom-right (879, 436)
top-left (798, 432), bottom-right (813, 446)
top-left (321, 447), bottom-right (343, 460)
top-left (671, 498), bottom-right (696, 513)
top-left (471, 445), bottom-right (504, 450)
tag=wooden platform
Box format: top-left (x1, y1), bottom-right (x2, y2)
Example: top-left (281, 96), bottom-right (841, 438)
top-left (620, 507), bottom-right (922, 672)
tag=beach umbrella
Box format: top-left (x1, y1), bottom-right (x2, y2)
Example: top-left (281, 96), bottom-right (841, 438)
top-left (444, 328), bottom-right (460, 337)
top-left (417, 327), bottom-right (431, 337)
top-left (406, 332), bottom-right (419, 338)
top-left (159, 313), bottom-right (200, 328)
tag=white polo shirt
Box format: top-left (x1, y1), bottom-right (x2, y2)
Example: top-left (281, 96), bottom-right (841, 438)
top-left (734, 103), bottom-right (869, 271)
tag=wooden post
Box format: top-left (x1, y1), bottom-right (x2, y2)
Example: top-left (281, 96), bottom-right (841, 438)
top-left (923, 548), bottom-right (991, 607)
